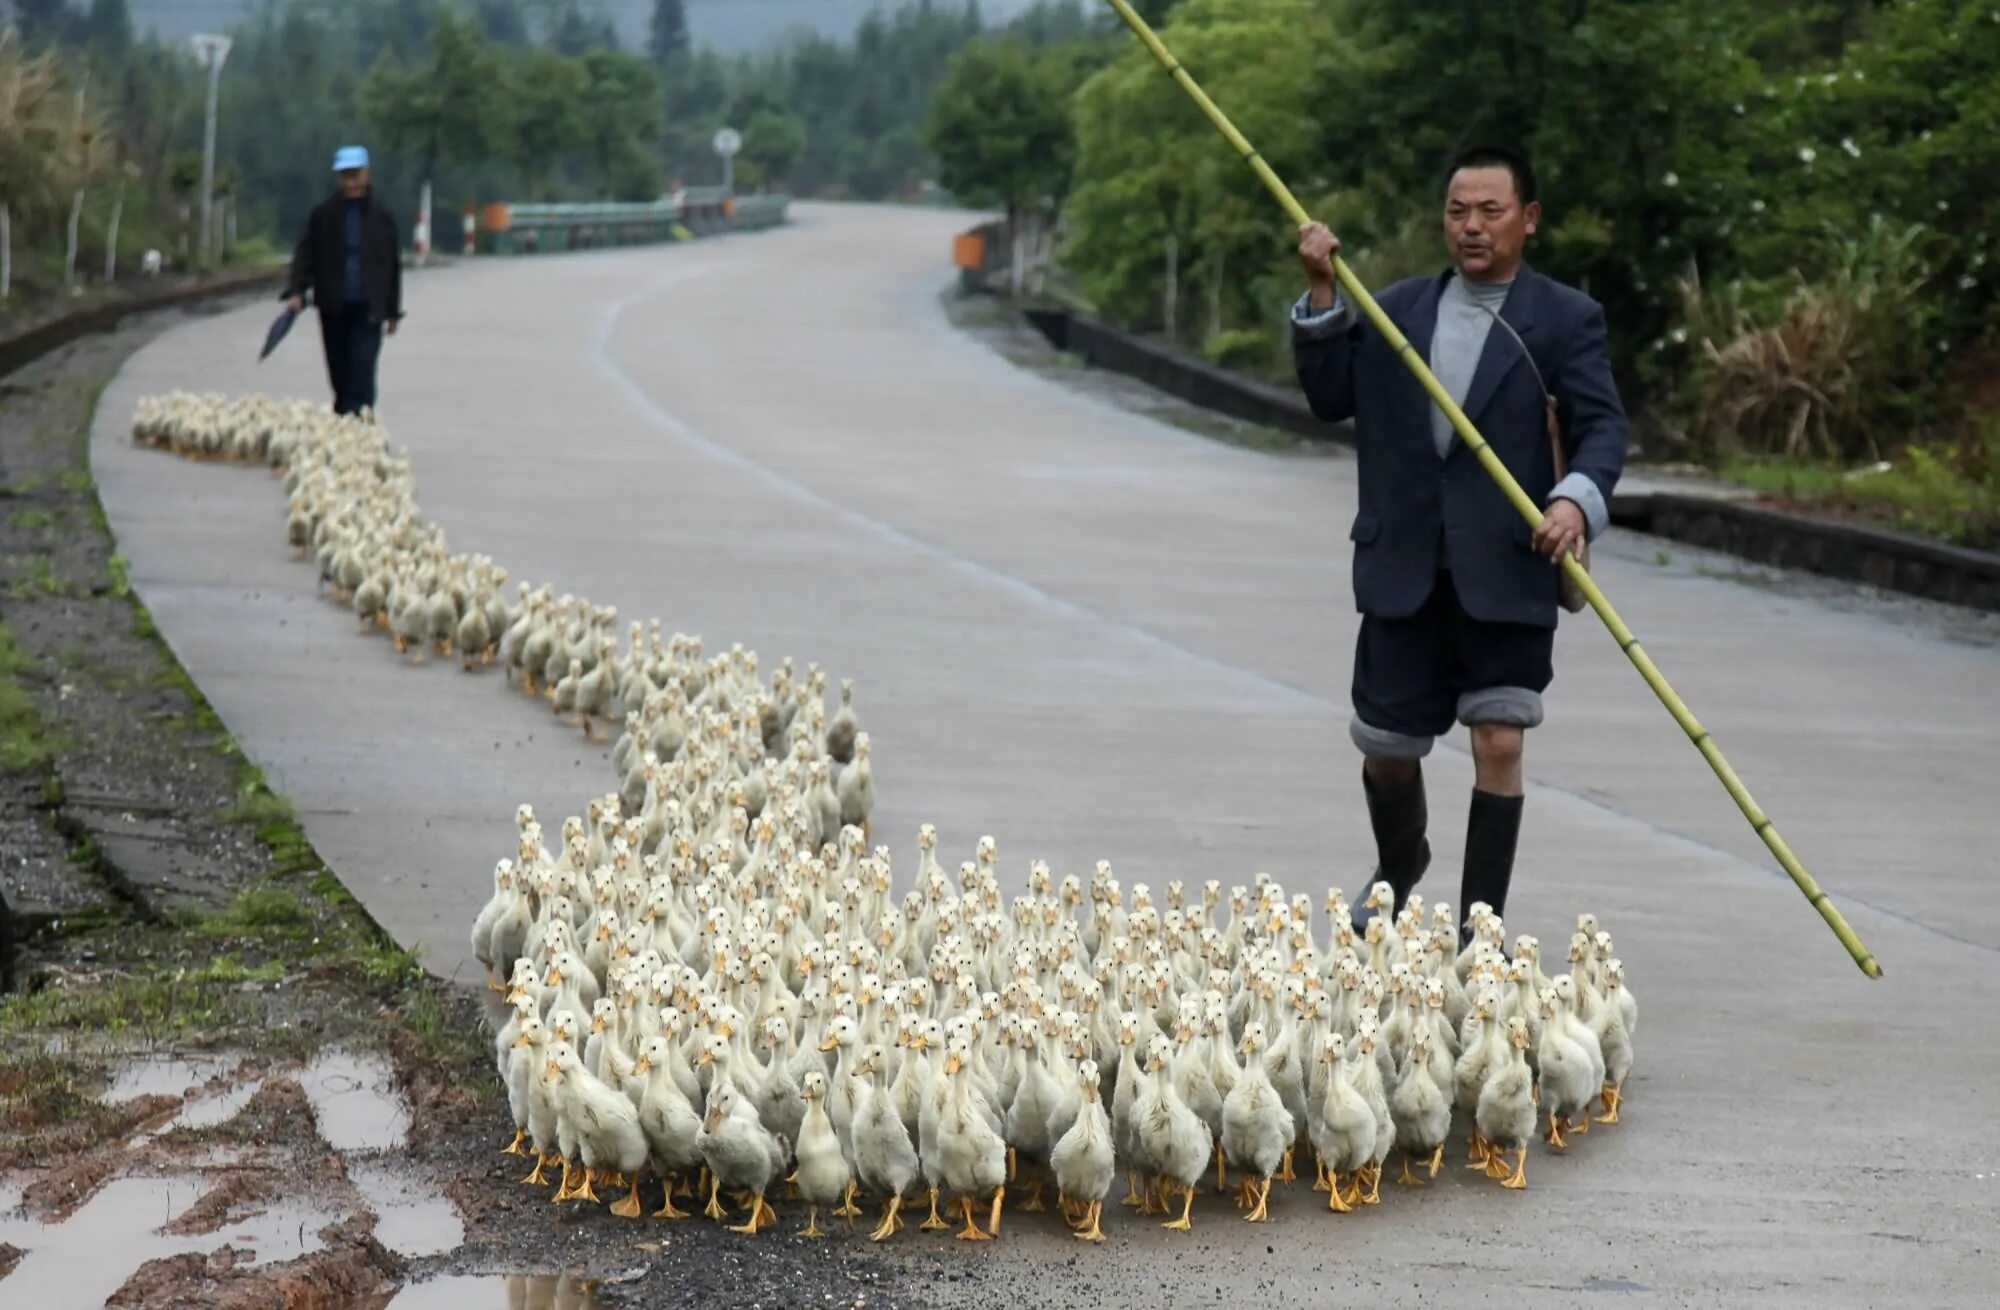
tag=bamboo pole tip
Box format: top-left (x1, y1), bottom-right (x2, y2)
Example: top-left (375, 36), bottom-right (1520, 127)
top-left (1859, 956), bottom-right (1884, 979)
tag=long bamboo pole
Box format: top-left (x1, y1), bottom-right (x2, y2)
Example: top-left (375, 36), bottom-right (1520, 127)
top-left (1099, 0), bottom-right (1881, 978)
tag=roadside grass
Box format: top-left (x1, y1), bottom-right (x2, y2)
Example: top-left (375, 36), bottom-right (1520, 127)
top-left (0, 365), bottom-right (496, 1129)
top-left (1720, 421), bottom-right (2000, 551)
top-left (0, 622), bottom-right (65, 772)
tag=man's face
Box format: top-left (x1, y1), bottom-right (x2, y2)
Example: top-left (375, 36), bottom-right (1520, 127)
top-left (338, 167), bottom-right (370, 200)
top-left (1443, 165), bottom-right (1539, 283)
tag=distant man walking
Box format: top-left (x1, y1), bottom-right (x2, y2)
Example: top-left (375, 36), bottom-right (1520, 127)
top-left (282, 146), bottom-right (404, 416)
top-left (1291, 145), bottom-right (1628, 940)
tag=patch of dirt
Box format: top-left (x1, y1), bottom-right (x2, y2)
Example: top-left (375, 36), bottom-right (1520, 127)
top-left (0, 1240), bottom-right (21, 1279)
top-left (0, 318), bottom-right (275, 943)
top-left (160, 1168), bottom-right (282, 1237)
top-left (0, 1081), bottom-right (177, 1171)
top-left (21, 1152), bottom-right (118, 1222)
top-left (106, 1214), bottom-right (406, 1310)
top-left (200, 1076), bottom-right (316, 1149)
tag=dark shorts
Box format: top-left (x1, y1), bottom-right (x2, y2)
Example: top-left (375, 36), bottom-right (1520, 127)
top-left (1350, 570), bottom-right (1554, 759)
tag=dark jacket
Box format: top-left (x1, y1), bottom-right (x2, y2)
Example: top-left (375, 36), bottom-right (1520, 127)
top-left (1294, 264), bottom-right (1627, 629)
top-left (283, 191), bottom-right (403, 324)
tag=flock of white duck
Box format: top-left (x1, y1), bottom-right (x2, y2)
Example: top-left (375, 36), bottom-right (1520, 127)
top-left (134, 392), bottom-right (1639, 1244)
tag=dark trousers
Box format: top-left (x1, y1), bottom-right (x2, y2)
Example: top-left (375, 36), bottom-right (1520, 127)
top-left (319, 303), bottom-right (382, 416)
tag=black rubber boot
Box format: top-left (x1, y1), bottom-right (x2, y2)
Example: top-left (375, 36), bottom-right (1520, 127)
top-left (1458, 790), bottom-right (1525, 947)
top-left (1353, 763), bottom-right (1430, 930)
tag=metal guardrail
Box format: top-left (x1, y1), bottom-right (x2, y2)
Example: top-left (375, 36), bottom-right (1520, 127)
top-left (478, 190), bottom-right (789, 254)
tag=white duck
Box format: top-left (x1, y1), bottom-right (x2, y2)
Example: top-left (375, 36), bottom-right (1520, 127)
top-left (1135, 1032), bottom-right (1210, 1231)
top-left (1477, 1016), bottom-right (1536, 1189)
top-left (1306, 1033), bottom-right (1374, 1213)
top-left (935, 1037), bottom-right (1007, 1240)
top-left (792, 1070), bottom-right (849, 1239)
top-left (1391, 1027), bottom-right (1451, 1184)
top-left (1050, 1057), bottom-right (1115, 1242)
top-left (1536, 986), bottom-right (1596, 1150)
top-left (1591, 958), bottom-right (1635, 1123)
top-left (698, 1076), bottom-right (788, 1234)
top-left (1221, 1021), bottom-right (1293, 1222)
top-left (631, 1033), bottom-right (702, 1219)
top-left (544, 1041), bottom-right (649, 1217)
top-left (851, 1044), bottom-right (922, 1241)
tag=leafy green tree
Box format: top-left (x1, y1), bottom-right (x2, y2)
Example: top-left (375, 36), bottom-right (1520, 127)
top-left (648, 0), bottom-right (690, 66)
top-left (738, 109), bottom-right (806, 190)
top-left (578, 48), bottom-right (662, 198)
top-left (926, 35), bottom-right (1076, 289)
top-left (506, 48), bottom-right (588, 197)
top-left (472, 0), bottom-right (533, 46)
top-left (1067, 0), bottom-right (1325, 332)
top-left (362, 7), bottom-right (506, 207)
top-left (81, 0), bottom-right (133, 64)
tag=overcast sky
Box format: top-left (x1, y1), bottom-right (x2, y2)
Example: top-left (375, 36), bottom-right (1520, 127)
top-left (126, 1), bottom-right (1043, 55)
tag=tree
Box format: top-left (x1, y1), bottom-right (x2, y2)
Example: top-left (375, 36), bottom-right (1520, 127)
top-left (925, 36), bottom-right (1077, 293)
top-left (81, 0), bottom-right (133, 64)
top-left (361, 8), bottom-right (505, 209)
top-left (739, 109), bottom-right (806, 191)
top-left (648, 0), bottom-right (690, 68)
top-left (472, 0), bottom-right (532, 46)
top-left (506, 48), bottom-right (588, 198)
top-left (578, 48), bottom-right (662, 198)
top-left (12, 0), bottom-right (70, 49)
top-left (1066, 0), bottom-right (1325, 333)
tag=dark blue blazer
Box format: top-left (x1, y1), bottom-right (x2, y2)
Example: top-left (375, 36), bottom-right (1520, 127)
top-left (1295, 264), bottom-right (1628, 629)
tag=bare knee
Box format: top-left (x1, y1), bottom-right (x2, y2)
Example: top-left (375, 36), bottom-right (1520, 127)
top-left (1470, 723), bottom-right (1523, 774)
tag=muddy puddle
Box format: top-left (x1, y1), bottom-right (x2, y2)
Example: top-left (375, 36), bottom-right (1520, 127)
top-left (349, 1160), bottom-right (464, 1259)
top-left (103, 1055), bottom-right (234, 1104)
top-left (0, 1173), bottom-right (343, 1308)
top-left (0, 1046), bottom-right (472, 1304)
top-left (385, 1273), bottom-right (607, 1308)
top-left (303, 1049), bottom-right (410, 1153)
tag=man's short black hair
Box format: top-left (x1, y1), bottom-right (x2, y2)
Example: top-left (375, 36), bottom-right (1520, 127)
top-left (1444, 145), bottom-right (1537, 206)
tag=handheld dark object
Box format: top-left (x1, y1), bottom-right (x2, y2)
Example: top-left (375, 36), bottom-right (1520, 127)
top-left (259, 306), bottom-right (298, 362)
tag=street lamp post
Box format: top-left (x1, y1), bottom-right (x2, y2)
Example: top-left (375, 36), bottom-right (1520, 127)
top-left (713, 126), bottom-right (741, 196)
top-left (189, 33), bottom-right (232, 268)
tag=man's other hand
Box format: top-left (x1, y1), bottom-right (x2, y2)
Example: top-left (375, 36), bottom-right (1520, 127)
top-left (1535, 499), bottom-right (1587, 564)
top-left (285, 295), bottom-right (304, 314)
top-left (385, 318), bottom-right (399, 336)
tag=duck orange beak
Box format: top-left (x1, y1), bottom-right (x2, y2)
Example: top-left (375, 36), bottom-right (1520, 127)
top-left (696, 1049), bottom-right (715, 1067)
top-left (943, 1051), bottom-right (964, 1075)
top-left (818, 1035), bottom-right (839, 1052)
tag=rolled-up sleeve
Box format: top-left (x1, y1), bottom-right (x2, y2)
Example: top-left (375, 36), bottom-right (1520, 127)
top-left (1291, 290), bottom-right (1354, 340)
top-left (1547, 471), bottom-right (1609, 541)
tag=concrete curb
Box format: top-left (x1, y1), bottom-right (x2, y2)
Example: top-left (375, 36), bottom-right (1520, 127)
top-left (1022, 302), bottom-right (1348, 446)
top-left (1017, 298), bottom-right (2000, 614)
top-left (1612, 492), bottom-right (2000, 611)
top-left (0, 265), bottom-right (287, 381)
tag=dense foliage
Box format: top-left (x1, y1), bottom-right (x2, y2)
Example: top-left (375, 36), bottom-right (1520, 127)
top-left (928, 0), bottom-right (2000, 458)
top-left (0, 0), bottom-right (1052, 295)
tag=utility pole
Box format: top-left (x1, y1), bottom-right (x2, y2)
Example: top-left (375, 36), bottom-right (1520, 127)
top-left (190, 33), bottom-right (232, 268)
top-left (713, 126), bottom-right (741, 196)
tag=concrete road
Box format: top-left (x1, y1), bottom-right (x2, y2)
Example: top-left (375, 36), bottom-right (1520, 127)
top-left (91, 204), bottom-right (1998, 1306)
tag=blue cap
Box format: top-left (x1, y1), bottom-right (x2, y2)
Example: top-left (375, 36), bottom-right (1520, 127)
top-left (332, 145), bottom-right (369, 172)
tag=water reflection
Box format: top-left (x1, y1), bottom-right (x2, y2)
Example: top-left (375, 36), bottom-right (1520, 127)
top-left (386, 1272), bottom-right (606, 1309)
